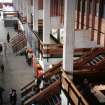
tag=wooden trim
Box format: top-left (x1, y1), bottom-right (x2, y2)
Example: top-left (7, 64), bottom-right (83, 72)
top-left (91, 0), bottom-right (96, 41)
top-left (76, 0), bottom-right (81, 29)
top-left (86, 0), bottom-right (90, 29)
top-left (97, 0), bottom-right (104, 44)
top-left (81, 0), bottom-right (85, 29)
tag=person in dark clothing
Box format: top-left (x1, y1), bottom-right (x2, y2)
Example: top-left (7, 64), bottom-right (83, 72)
top-left (0, 44), bottom-right (2, 52)
top-left (9, 89), bottom-right (17, 105)
top-left (0, 64), bottom-right (4, 72)
top-left (7, 32), bottom-right (10, 43)
top-left (0, 86), bottom-right (4, 105)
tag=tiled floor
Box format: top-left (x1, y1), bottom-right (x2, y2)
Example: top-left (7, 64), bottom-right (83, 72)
top-left (0, 15), bottom-right (34, 105)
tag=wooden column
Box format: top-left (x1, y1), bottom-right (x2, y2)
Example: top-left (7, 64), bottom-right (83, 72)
top-left (76, 0), bottom-right (81, 29)
top-left (97, 0), bottom-right (104, 44)
top-left (91, 0), bottom-right (96, 41)
top-left (86, 0), bottom-right (90, 29)
top-left (81, 0), bottom-right (85, 29)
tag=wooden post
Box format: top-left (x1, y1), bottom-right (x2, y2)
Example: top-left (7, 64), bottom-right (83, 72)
top-left (76, 0), bottom-right (81, 29)
top-left (81, 0), bottom-right (85, 29)
top-left (97, 0), bottom-right (104, 44)
top-left (86, 0), bottom-right (90, 29)
top-left (91, 0), bottom-right (96, 41)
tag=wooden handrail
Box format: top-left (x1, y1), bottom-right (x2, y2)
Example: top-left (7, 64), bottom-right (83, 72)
top-left (21, 80), bottom-right (35, 91)
top-left (21, 61), bottom-right (62, 93)
top-left (74, 48), bottom-right (105, 70)
top-left (74, 48), bottom-right (105, 69)
top-left (62, 71), bottom-right (89, 105)
top-left (24, 79), bottom-right (61, 105)
top-left (73, 68), bottom-right (105, 77)
top-left (41, 61), bottom-right (62, 79)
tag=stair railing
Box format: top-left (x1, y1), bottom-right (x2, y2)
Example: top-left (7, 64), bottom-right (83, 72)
top-left (62, 71), bottom-right (89, 105)
top-left (24, 79), bottom-right (61, 105)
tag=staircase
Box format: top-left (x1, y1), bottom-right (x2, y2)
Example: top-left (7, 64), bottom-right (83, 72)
top-left (43, 94), bottom-right (61, 105)
top-left (10, 32), bottom-right (27, 54)
top-left (87, 53), bottom-right (105, 66)
top-left (21, 61), bottom-right (62, 105)
top-left (74, 48), bottom-right (105, 70)
top-left (23, 79), bottom-right (61, 105)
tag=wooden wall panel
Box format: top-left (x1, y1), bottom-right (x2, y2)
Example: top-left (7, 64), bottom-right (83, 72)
top-left (101, 19), bottom-right (105, 33)
top-left (91, 0), bottom-right (96, 41)
top-left (50, 0), bottom-right (64, 24)
top-left (86, 0), bottom-right (90, 29)
top-left (76, 0), bottom-right (81, 29)
top-left (81, 0), bottom-right (85, 29)
top-left (38, 0), bottom-right (43, 10)
top-left (97, 0), bottom-right (104, 44)
top-left (100, 33), bottom-right (105, 47)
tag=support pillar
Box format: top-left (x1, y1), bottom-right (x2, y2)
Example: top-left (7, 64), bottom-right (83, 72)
top-left (63, 0), bottom-right (76, 77)
top-left (26, 0), bottom-right (31, 23)
top-left (33, 0), bottom-right (38, 31)
top-left (43, 0), bottom-right (51, 44)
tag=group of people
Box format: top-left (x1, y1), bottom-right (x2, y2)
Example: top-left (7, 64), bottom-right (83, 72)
top-left (0, 87), bottom-right (17, 105)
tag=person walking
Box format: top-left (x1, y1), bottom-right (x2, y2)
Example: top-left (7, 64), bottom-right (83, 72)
top-left (3, 42), bottom-right (7, 56)
top-left (7, 32), bottom-right (10, 43)
top-left (9, 89), bottom-right (17, 105)
top-left (0, 44), bottom-right (2, 53)
top-left (0, 86), bottom-right (4, 105)
top-left (0, 64), bottom-right (4, 73)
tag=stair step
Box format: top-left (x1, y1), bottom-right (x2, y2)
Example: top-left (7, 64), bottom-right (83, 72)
top-left (89, 61), bottom-right (96, 65)
top-left (99, 55), bottom-right (105, 59)
top-left (92, 59), bottom-right (98, 63)
top-left (95, 56), bottom-right (102, 62)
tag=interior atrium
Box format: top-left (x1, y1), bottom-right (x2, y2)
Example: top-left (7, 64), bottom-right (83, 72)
top-left (0, 0), bottom-right (105, 105)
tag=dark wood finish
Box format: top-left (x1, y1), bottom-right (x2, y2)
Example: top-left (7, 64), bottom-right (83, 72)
top-left (86, 0), bottom-right (90, 29)
top-left (38, 0), bottom-right (43, 10)
top-left (62, 72), bottom-right (89, 105)
top-left (97, 0), bottom-right (104, 44)
top-left (24, 79), bottom-right (61, 105)
top-left (76, 0), bottom-right (81, 29)
top-left (81, 0), bottom-right (85, 29)
top-left (91, 0), bottom-right (96, 41)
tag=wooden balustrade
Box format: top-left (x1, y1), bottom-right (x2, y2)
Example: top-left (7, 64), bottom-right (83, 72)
top-left (21, 61), bottom-right (62, 97)
top-left (21, 80), bottom-right (35, 91)
top-left (74, 48), bottom-right (105, 69)
top-left (24, 79), bottom-right (61, 105)
top-left (62, 71), bottom-right (89, 105)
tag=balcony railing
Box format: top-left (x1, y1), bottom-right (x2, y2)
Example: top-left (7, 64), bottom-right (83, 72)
top-left (62, 71), bottom-right (89, 105)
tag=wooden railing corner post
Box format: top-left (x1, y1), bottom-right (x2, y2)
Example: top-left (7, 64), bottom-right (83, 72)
top-left (78, 96), bottom-right (82, 105)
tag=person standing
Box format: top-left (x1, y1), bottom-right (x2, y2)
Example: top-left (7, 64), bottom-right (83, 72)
top-left (0, 64), bottom-right (4, 73)
top-left (0, 44), bottom-right (2, 53)
top-left (3, 42), bottom-right (7, 56)
top-left (0, 86), bottom-right (4, 105)
top-left (7, 32), bottom-right (10, 43)
top-left (9, 89), bottom-right (17, 105)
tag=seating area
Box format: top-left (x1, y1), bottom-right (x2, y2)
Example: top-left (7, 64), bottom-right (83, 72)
top-left (10, 32), bottom-right (27, 53)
